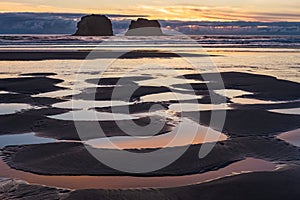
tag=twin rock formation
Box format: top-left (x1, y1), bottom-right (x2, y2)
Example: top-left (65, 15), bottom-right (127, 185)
top-left (73, 15), bottom-right (163, 36)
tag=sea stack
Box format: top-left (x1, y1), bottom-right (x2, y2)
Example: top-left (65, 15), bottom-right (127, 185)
top-left (73, 14), bottom-right (113, 36)
top-left (125, 18), bottom-right (164, 36)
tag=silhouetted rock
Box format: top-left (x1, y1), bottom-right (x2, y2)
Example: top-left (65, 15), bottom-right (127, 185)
top-left (73, 15), bottom-right (113, 36)
top-left (125, 18), bottom-right (164, 36)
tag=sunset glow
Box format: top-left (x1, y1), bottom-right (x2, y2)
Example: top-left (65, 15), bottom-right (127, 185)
top-left (1, 0), bottom-right (300, 22)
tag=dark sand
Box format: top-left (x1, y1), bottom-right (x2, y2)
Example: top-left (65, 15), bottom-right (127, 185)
top-left (86, 76), bottom-right (153, 86)
top-left (230, 101), bottom-right (300, 110)
top-left (2, 136), bottom-right (299, 176)
top-left (0, 74), bottom-right (174, 140)
top-left (72, 85), bottom-right (172, 101)
top-left (0, 158), bottom-right (278, 190)
top-left (0, 93), bottom-right (64, 106)
top-left (20, 73), bottom-right (58, 77)
top-left (176, 72), bottom-right (300, 101)
top-left (95, 102), bottom-right (169, 114)
top-left (0, 76), bottom-right (64, 95)
top-left (0, 50), bottom-right (201, 61)
top-left (2, 165), bottom-right (300, 200)
top-left (0, 108), bottom-right (174, 140)
top-left (0, 71), bottom-right (300, 199)
top-left (0, 73), bottom-right (66, 106)
top-left (62, 165), bottom-right (300, 200)
top-left (183, 109), bottom-right (300, 137)
top-left (0, 178), bottom-right (68, 200)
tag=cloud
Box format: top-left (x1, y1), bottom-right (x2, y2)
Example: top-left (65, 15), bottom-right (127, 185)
top-left (0, 12), bottom-right (299, 35)
top-left (1, 2), bottom-right (299, 22)
top-left (0, 2), bottom-right (83, 13)
top-left (136, 5), bottom-right (300, 22)
top-left (161, 21), bottom-right (300, 35)
top-left (0, 13), bottom-right (145, 34)
top-left (0, 13), bottom-right (80, 34)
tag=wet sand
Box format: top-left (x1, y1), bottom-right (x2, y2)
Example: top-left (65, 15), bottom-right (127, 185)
top-left (86, 76), bottom-right (153, 86)
top-left (0, 71), bottom-right (299, 199)
top-left (0, 50), bottom-right (200, 61)
top-left (63, 165), bottom-right (300, 200)
top-left (2, 136), bottom-right (299, 176)
top-left (95, 102), bottom-right (169, 114)
top-left (0, 109), bottom-right (174, 140)
top-left (72, 85), bottom-right (173, 101)
top-left (0, 158), bottom-right (278, 189)
top-left (277, 129), bottom-right (300, 147)
top-left (183, 109), bottom-right (300, 137)
top-left (0, 76), bottom-right (64, 95)
top-left (0, 178), bottom-right (67, 200)
top-left (176, 72), bottom-right (300, 101)
top-left (2, 165), bottom-right (300, 200)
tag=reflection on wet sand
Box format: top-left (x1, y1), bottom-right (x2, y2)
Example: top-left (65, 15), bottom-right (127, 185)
top-left (141, 92), bottom-right (201, 102)
top-left (277, 129), bottom-right (300, 147)
top-left (0, 103), bottom-right (32, 115)
top-left (269, 108), bottom-right (300, 115)
top-left (52, 99), bottom-right (131, 109)
top-left (137, 77), bottom-right (203, 87)
top-left (0, 133), bottom-right (56, 148)
top-left (86, 118), bottom-right (227, 149)
top-left (0, 158), bottom-right (278, 190)
top-left (169, 103), bottom-right (231, 112)
top-left (48, 110), bottom-right (139, 121)
top-left (231, 98), bottom-right (280, 105)
top-left (214, 89), bottom-right (253, 99)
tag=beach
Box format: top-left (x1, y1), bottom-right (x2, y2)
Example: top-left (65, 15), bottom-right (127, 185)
top-left (0, 35), bottom-right (299, 199)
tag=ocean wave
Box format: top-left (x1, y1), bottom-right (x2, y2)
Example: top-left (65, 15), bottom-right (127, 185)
top-left (0, 35), bottom-right (299, 49)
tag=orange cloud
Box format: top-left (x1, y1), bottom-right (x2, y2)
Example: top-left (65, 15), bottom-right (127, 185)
top-left (0, 2), bottom-right (98, 13)
top-left (0, 2), bottom-right (299, 22)
top-left (132, 5), bottom-right (300, 22)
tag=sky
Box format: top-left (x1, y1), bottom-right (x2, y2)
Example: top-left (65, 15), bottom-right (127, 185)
top-left (0, 0), bottom-right (300, 22)
top-left (1, 13), bottom-right (299, 35)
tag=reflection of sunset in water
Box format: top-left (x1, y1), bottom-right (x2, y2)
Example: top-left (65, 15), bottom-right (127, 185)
top-left (0, 158), bottom-right (278, 189)
top-left (86, 118), bottom-right (228, 149)
top-left (277, 129), bottom-right (300, 147)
